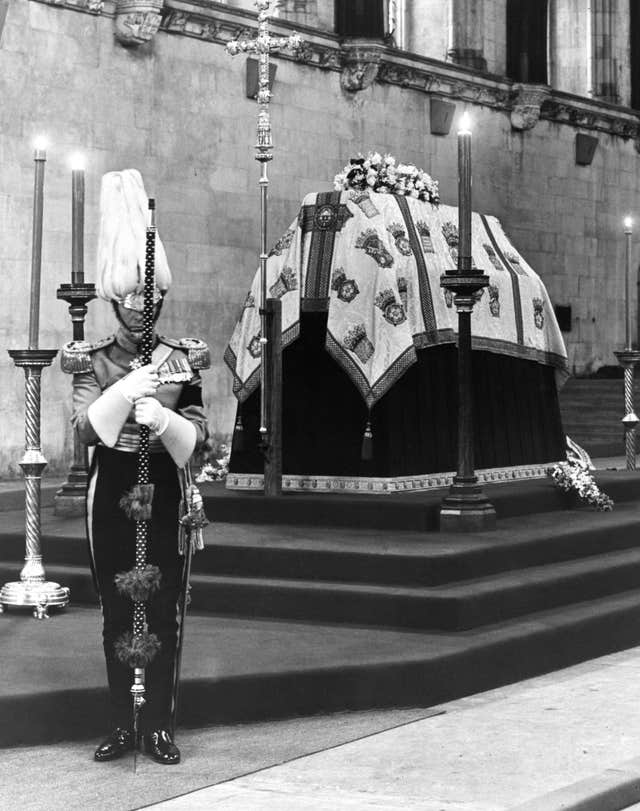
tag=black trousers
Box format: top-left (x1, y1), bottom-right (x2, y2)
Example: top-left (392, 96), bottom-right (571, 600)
top-left (88, 446), bottom-right (185, 733)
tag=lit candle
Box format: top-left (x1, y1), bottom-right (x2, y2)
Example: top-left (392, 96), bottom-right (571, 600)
top-left (624, 215), bottom-right (633, 350)
top-left (28, 136), bottom-right (48, 350)
top-left (458, 112), bottom-right (472, 273)
top-left (70, 153), bottom-right (85, 285)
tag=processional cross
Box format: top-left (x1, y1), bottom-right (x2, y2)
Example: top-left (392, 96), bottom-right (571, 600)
top-left (227, 1), bottom-right (302, 439)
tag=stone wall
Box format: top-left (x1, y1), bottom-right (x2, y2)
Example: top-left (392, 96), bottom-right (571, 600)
top-left (0, 0), bottom-right (639, 476)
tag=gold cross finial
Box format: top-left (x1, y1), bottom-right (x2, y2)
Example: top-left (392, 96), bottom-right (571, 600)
top-left (226, 0), bottom-right (302, 162)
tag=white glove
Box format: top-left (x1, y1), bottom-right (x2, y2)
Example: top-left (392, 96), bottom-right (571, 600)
top-left (134, 396), bottom-right (170, 434)
top-left (118, 365), bottom-right (159, 404)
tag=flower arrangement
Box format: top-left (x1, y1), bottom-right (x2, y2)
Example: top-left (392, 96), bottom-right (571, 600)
top-left (333, 152), bottom-right (440, 204)
top-left (196, 440), bottom-right (231, 483)
top-left (547, 458), bottom-right (613, 511)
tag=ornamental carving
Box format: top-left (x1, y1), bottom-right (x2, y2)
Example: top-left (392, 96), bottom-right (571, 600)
top-left (510, 83), bottom-right (551, 131)
top-left (115, 0), bottom-right (164, 46)
top-left (340, 42), bottom-right (385, 92)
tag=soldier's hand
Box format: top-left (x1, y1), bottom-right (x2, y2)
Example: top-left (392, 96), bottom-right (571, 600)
top-left (134, 396), bottom-right (169, 434)
top-left (119, 365), bottom-right (159, 403)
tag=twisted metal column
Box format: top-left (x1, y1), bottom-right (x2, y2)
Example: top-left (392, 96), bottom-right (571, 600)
top-left (0, 349), bottom-right (69, 619)
top-left (615, 351), bottom-right (640, 470)
top-left (624, 366), bottom-right (636, 470)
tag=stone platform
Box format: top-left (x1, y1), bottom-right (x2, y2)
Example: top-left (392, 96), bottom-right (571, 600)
top-left (3, 472), bottom-right (640, 748)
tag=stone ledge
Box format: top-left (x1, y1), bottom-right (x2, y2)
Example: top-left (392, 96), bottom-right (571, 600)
top-left (31, 0), bottom-right (640, 141)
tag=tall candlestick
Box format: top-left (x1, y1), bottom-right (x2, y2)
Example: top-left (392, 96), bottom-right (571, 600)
top-left (439, 110), bottom-right (494, 531)
top-left (55, 153), bottom-right (96, 516)
top-left (624, 216), bottom-right (633, 350)
top-left (28, 137), bottom-right (47, 350)
top-left (458, 112), bottom-right (472, 273)
top-left (71, 154), bottom-right (85, 285)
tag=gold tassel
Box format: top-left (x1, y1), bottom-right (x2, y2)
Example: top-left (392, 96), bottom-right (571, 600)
top-left (234, 412), bottom-right (244, 453)
top-left (119, 483), bottom-right (155, 521)
top-left (361, 419), bottom-right (373, 462)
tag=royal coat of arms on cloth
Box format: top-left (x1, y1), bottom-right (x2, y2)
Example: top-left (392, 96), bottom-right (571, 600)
top-left (533, 298), bottom-right (545, 329)
top-left (247, 333), bottom-right (262, 358)
top-left (387, 223), bottom-right (413, 256)
top-left (507, 251), bottom-right (525, 275)
top-left (375, 288), bottom-right (407, 326)
top-left (484, 244), bottom-right (503, 271)
top-left (269, 227), bottom-right (295, 257)
top-left (355, 228), bottom-right (394, 268)
top-left (397, 276), bottom-right (408, 309)
top-left (442, 221), bottom-right (459, 266)
top-left (269, 266), bottom-right (298, 299)
top-left (349, 189), bottom-right (380, 219)
top-left (416, 221), bottom-right (435, 253)
top-left (488, 284), bottom-right (500, 317)
top-left (343, 323), bottom-right (375, 363)
top-left (331, 267), bottom-right (360, 303)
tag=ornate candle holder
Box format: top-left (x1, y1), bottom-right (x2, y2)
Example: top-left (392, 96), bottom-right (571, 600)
top-left (439, 270), bottom-right (496, 531)
top-left (54, 282), bottom-right (96, 516)
top-left (0, 349), bottom-right (69, 618)
top-left (614, 349), bottom-right (640, 470)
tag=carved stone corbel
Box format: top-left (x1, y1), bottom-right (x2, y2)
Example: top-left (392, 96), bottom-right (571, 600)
top-left (340, 40), bottom-right (385, 92)
top-left (510, 83), bottom-right (551, 131)
top-left (114, 0), bottom-right (164, 46)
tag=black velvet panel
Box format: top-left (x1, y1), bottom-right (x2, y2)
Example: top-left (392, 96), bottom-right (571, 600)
top-left (230, 313), bottom-right (565, 477)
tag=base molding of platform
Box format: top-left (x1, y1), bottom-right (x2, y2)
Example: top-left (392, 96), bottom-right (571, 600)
top-left (225, 462), bottom-right (560, 494)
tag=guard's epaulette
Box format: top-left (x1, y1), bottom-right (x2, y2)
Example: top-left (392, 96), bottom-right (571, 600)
top-left (60, 335), bottom-right (115, 374)
top-left (158, 336), bottom-right (211, 371)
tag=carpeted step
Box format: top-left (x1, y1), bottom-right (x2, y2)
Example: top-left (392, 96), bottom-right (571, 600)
top-left (181, 546), bottom-right (640, 630)
top-left (5, 502), bottom-right (640, 590)
top-left (11, 539), bottom-right (640, 632)
top-left (200, 504), bottom-right (640, 586)
top-left (5, 589), bottom-right (640, 747)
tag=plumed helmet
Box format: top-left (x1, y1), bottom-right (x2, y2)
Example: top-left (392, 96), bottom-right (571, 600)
top-left (96, 169), bottom-right (172, 302)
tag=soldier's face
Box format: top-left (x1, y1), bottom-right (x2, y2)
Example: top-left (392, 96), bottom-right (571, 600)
top-left (117, 304), bottom-right (144, 334)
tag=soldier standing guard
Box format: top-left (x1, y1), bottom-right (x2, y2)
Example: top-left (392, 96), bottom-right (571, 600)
top-left (61, 170), bottom-right (210, 764)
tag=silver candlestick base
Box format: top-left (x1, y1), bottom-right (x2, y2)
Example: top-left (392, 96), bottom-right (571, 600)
top-left (0, 348), bottom-right (69, 619)
top-left (0, 580), bottom-right (70, 619)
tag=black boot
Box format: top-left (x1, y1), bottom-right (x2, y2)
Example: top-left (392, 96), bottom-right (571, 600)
top-left (144, 729), bottom-right (181, 765)
top-left (94, 728), bottom-right (134, 762)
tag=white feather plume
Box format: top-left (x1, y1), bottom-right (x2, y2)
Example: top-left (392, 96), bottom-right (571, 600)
top-left (96, 169), bottom-right (172, 301)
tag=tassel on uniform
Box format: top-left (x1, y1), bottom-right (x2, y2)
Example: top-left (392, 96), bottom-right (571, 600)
top-left (119, 483), bottom-right (155, 521)
top-left (114, 630), bottom-right (161, 668)
top-left (115, 564), bottom-right (162, 602)
top-left (361, 419), bottom-right (373, 462)
top-left (234, 412), bottom-right (244, 453)
top-left (178, 484), bottom-right (208, 554)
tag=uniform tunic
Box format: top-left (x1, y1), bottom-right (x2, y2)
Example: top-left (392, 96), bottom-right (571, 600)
top-left (70, 328), bottom-right (209, 732)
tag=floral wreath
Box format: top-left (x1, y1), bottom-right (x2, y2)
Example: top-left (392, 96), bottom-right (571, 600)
top-left (547, 437), bottom-right (613, 512)
top-left (333, 151), bottom-right (440, 205)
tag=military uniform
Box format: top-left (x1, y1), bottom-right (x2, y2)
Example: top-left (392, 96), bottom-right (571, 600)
top-left (63, 328), bottom-right (209, 737)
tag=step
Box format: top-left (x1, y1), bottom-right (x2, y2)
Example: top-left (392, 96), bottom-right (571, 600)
top-left (5, 590), bottom-right (640, 746)
top-left (181, 546), bottom-right (640, 631)
top-left (201, 471), bottom-right (640, 530)
top-left (11, 539), bottom-right (640, 632)
top-left (6, 502), bottom-right (640, 590)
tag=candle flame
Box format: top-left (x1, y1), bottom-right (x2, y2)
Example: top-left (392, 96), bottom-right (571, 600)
top-left (624, 216), bottom-right (633, 231)
top-left (33, 135), bottom-right (49, 152)
top-left (70, 153), bottom-right (86, 171)
top-left (458, 112), bottom-right (472, 134)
